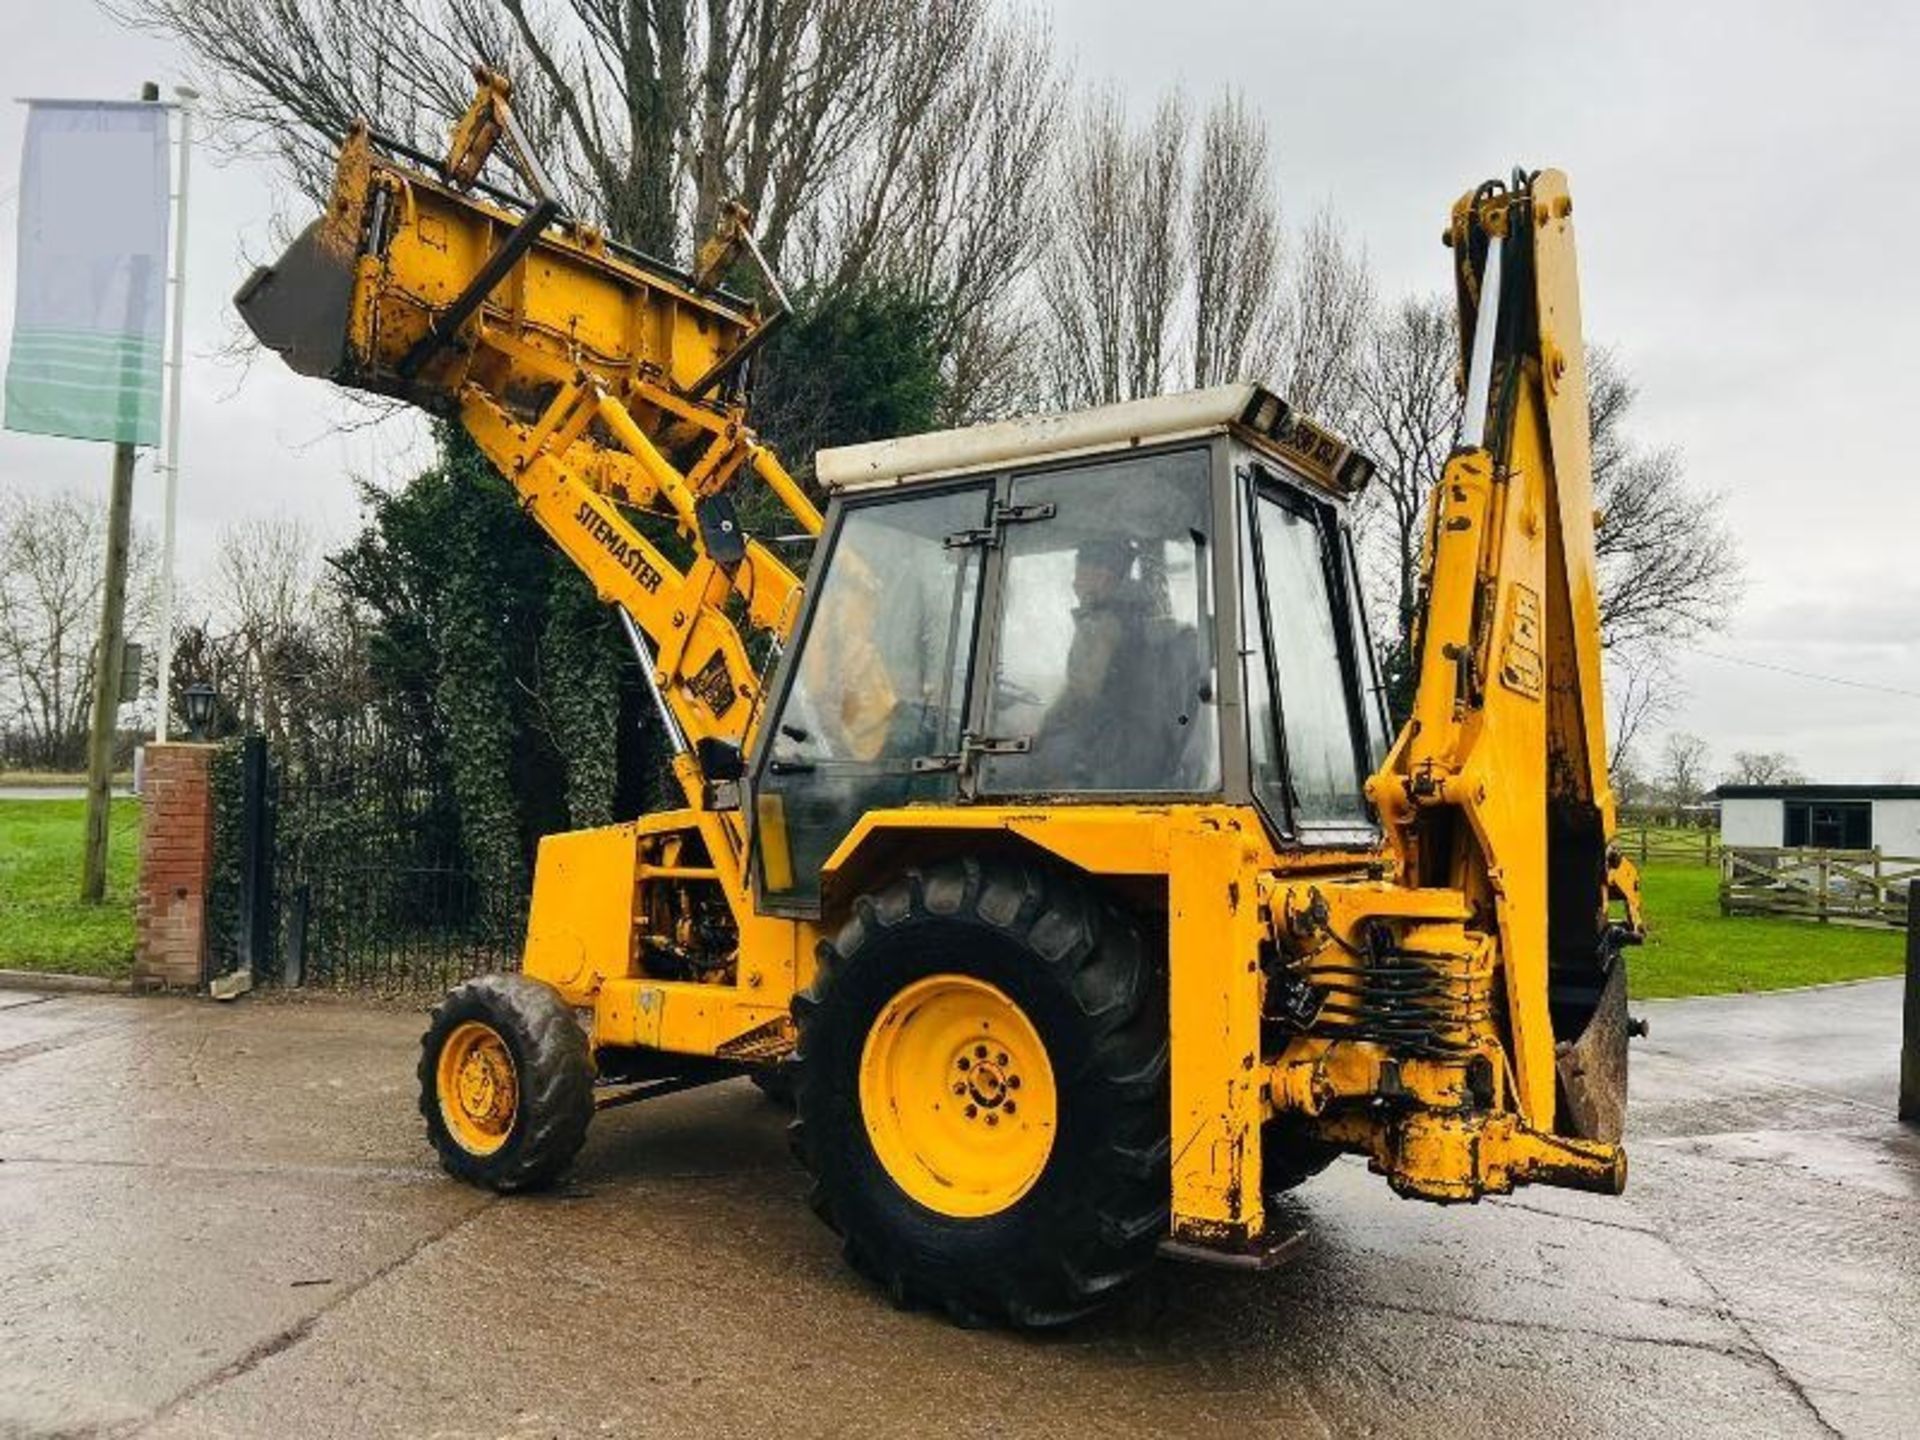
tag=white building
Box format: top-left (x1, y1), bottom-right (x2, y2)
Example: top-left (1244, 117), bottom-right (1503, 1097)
top-left (1716, 784), bottom-right (1920, 855)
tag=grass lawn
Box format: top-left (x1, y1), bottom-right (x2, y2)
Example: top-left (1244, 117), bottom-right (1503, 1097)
top-left (0, 797), bottom-right (141, 978)
top-left (1632, 860), bottom-right (1906, 999)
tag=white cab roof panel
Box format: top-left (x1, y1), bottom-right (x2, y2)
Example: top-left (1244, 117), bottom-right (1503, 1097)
top-left (816, 384), bottom-right (1286, 492)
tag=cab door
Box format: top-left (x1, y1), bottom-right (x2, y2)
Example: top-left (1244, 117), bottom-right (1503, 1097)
top-left (751, 483), bottom-right (991, 909)
top-left (970, 446), bottom-right (1222, 797)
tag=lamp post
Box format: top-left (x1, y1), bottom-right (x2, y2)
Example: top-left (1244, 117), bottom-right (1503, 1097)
top-left (182, 680), bottom-right (216, 741)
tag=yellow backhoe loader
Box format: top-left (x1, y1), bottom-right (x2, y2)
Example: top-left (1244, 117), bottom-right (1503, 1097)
top-left (238, 69), bottom-right (1641, 1326)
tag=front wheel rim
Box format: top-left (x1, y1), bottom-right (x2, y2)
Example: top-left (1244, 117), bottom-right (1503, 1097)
top-left (859, 973), bottom-right (1058, 1218)
top-left (436, 1020), bottom-right (519, 1156)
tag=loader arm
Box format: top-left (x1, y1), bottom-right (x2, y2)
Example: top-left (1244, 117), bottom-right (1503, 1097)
top-left (234, 73), bottom-right (818, 857)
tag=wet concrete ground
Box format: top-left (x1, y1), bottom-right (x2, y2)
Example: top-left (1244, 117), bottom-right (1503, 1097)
top-left (1, 979), bottom-right (1913, 1438)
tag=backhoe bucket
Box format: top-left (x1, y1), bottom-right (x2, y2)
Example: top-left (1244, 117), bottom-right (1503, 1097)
top-left (1553, 956), bottom-right (1631, 1143)
top-left (234, 217), bottom-right (357, 381)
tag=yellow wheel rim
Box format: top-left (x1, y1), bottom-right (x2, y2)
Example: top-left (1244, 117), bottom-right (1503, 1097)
top-left (859, 973), bottom-right (1057, 1218)
top-left (436, 1020), bottom-right (519, 1156)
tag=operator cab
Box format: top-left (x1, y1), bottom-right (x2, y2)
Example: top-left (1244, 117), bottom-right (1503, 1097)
top-left (751, 385), bottom-right (1389, 909)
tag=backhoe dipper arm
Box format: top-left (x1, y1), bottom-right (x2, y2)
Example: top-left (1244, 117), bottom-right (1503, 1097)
top-left (1373, 170), bottom-right (1635, 1130)
top-left (1261, 170), bottom-right (1633, 1208)
top-left (234, 77), bottom-right (818, 827)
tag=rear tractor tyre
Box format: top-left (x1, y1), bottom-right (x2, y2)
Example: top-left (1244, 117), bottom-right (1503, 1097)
top-left (419, 973), bottom-right (594, 1192)
top-left (791, 859), bottom-right (1169, 1328)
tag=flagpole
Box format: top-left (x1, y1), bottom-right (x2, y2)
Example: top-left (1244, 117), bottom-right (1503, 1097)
top-left (82, 80), bottom-right (161, 902)
top-left (154, 86), bottom-right (196, 742)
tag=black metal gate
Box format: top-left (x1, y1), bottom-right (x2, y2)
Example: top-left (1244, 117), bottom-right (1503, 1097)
top-left (214, 733), bottom-right (523, 994)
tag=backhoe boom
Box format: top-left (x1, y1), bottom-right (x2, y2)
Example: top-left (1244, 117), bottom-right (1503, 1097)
top-left (1269, 168), bottom-right (1637, 1197)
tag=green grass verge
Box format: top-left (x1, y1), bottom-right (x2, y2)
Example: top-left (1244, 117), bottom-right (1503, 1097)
top-left (1632, 861), bottom-right (1905, 999)
top-left (0, 798), bottom-right (140, 978)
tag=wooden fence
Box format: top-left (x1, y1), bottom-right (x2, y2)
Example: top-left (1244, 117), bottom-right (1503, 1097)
top-left (1720, 847), bottom-right (1920, 928)
top-left (1618, 825), bottom-right (1720, 867)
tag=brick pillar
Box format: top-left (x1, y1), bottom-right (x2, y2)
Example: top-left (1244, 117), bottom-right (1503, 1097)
top-left (135, 743), bottom-right (217, 990)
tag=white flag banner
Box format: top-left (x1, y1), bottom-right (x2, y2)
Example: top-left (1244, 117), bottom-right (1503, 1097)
top-left (3, 101), bottom-right (171, 446)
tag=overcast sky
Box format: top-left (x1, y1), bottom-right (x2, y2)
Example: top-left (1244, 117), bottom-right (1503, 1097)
top-left (2, 1), bottom-right (1915, 781)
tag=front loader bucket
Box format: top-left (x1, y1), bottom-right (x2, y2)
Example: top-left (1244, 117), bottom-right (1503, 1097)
top-left (234, 217), bottom-right (357, 380)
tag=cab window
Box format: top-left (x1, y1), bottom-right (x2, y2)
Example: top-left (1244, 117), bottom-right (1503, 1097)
top-left (976, 449), bottom-right (1219, 795)
top-left (1243, 480), bottom-right (1369, 829)
top-left (755, 485), bottom-right (989, 902)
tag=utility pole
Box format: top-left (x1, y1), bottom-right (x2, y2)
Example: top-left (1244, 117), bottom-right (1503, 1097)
top-left (79, 80), bottom-right (160, 903)
top-left (81, 434), bottom-right (137, 901)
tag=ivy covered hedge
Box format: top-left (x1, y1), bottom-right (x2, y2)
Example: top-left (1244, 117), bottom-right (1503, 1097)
top-left (206, 738), bottom-right (244, 973)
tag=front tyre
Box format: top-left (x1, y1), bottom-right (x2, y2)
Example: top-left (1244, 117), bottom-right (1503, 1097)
top-left (792, 859), bottom-right (1169, 1328)
top-left (419, 973), bottom-right (593, 1192)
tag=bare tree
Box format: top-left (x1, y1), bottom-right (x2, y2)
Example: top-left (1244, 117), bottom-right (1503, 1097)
top-left (1190, 92), bottom-right (1279, 391)
top-left (214, 514), bottom-right (323, 639)
top-left (1038, 89), bottom-right (1156, 408)
top-left (1347, 306), bottom-right (1741, 738)
top-left (1724, 750), bottom-right (1805, 786)
top-left (1348, 292), bottom-right (1457, 708)
top-left (0, 488), bottom-right (157, 769)
top-left (798, 6), bottom-right (1061, 423)
top-left (1657, 731), bottom-right (1713, 806)
top-left (198, 514), bottom-right (334, 737)
top-left (1586, 349), bottom-right (1741, 652)
top-left (1038, 85), bottom-right (1369, 416)
top-left (1607, 644), bottom-right (1678, 783)
top-left (1274, 208), bottom-right (1373, 422)
top-left (1610, 749), bottom-right (1656, 810)
top-left (1124, 95), bottom-right (1189, 400)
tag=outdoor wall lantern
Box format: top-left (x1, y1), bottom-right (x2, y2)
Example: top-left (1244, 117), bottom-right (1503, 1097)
top-left (182, 681), bottom-right (217, 742)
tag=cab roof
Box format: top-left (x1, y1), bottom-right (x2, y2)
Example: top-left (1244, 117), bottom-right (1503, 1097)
top-left (814, 383), bottom-right (1375, 499)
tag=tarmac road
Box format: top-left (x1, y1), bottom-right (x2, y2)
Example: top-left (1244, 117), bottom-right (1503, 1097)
top-left (0, 978), bottom-right (1913, 1438)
